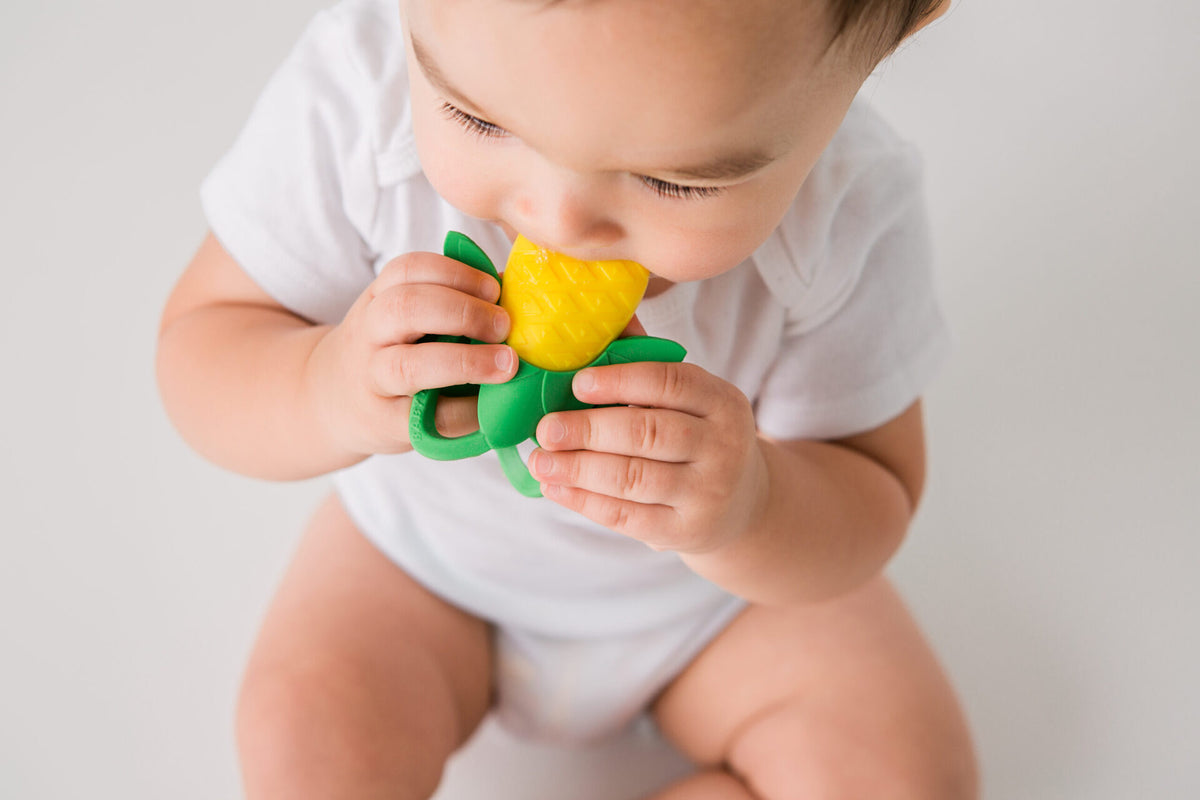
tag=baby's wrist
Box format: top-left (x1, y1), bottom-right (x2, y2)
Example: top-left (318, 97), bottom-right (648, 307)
top-left (683, 439), bottom-right (773, 571)
top-left (300, 324), bottom-right (376, 465)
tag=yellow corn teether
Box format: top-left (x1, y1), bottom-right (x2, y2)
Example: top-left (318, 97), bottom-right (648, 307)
top-left (409, 231), bottom-right (686, 497)
top-left (501, 235), bottom-right (651, 371)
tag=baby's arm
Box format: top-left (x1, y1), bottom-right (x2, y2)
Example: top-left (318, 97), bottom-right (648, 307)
top-left (528, 362), bottom-right (925, 605)
top-left (156, 233), bottom-right (517, 480)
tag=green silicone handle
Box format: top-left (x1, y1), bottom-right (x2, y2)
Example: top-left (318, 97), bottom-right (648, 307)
top-left (496, 446), bottom-right (544, 498)
top-left (408, 387), bottom-right (491, 460)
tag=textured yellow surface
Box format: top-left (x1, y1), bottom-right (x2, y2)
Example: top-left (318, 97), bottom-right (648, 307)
top-left (500, 235), bottom-right (650, 372)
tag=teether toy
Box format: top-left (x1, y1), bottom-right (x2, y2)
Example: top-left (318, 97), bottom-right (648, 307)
top-left (409, 232), bottom-right (686, 497)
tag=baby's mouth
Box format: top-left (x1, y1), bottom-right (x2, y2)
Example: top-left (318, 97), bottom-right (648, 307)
top-left (494, 221), bottom-right (625, 266)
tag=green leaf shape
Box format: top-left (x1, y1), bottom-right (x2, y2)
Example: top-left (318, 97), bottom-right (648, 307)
top-left (443, 231), bottom-right (500, 281)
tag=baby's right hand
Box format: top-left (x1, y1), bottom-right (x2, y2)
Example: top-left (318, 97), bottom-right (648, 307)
top-left (304, 251), bottom-right (516, 457)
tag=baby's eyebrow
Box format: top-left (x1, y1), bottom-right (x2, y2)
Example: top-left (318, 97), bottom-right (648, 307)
top-left (657, 151), bottom-right (777, 183)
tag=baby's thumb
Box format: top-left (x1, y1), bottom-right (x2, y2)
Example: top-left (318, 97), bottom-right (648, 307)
top-left (432, 395), bottom-right (482, 438)
top-left (620, 314), bottom-right (647, 338)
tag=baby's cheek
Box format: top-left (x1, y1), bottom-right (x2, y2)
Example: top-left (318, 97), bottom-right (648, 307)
top-left (633, 192), bottom-right (786, 281)
top-left (437, 176), bottom-right (499, 222)
top-left (641, 225), bottom-right (763, 282)
top-left (420, 153), bottom-right (498, 220)
top-left (411, 123), bottom-right (502, 222)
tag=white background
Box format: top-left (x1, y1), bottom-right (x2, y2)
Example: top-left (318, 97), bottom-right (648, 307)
top-left (2, 1), bottom-right (1197, 797)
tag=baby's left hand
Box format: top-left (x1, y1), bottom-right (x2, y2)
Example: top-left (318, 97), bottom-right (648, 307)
top-left (529, 362), bottom-right (768, 553)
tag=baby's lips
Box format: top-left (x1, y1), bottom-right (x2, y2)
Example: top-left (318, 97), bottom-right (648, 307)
top-left (620, 314), bottom-right (647, 338)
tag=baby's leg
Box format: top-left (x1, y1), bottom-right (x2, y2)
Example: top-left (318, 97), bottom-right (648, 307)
top-left (236, 493), bottom-right (492, 800)
top-left (649, 577), bottom-right (977, 800)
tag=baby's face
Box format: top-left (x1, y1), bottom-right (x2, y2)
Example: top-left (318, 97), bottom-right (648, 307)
top-left (401, 0), bottom-right (865, 283)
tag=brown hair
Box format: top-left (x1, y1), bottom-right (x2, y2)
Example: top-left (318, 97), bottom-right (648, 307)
top-left (828, 0), bottom-right (947, 65)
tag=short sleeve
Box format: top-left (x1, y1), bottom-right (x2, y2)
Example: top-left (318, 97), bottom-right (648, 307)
top-left (752, 145), bottom-right (951, 441)
top-left (199, 5), bottom-right (381, 324)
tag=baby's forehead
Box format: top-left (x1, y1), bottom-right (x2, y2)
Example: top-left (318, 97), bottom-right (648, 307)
top-left (454, 0), bottom-right (836, 87)
top-left (510, 0), bottom-right (833, 42)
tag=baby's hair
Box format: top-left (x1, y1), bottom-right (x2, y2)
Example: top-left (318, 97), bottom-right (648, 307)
top-left (517, 1), bottom-right (945, 72)
top-left (828, 0), bottom-right (946, 66)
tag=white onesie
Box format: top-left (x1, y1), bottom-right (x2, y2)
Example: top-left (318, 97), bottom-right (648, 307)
top-left (200, 0), bottom-right (950, 743)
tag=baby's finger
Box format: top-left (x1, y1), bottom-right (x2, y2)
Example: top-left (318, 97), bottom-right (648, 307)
top-left (431, 394), bottom-right (483, 438)
top-left (571, 361), bottom-right (724, 417)
top-left (536, 407), bottom-right (701, 462)
top-left (369, 342), bottom-right (516, 397)
top-left (377, 394), bottom-right (479, 452)
top-left (620, 314), bottom-right (647, 338)
top-left (536, 482), bottom-right (680, 546)
top-left (366, 283), bottom-right (510, 346)
top-left (528, 448), bottom-right (688, 507)
top-left (374, 252), bottom-right (501, 303)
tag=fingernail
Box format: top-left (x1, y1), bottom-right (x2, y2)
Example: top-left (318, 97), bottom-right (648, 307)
top-left (574, 370), bottom-right (595, 394)
top-left (541, 417), bottom-right (564, 444)
top-left (495, 347), bottom-right (514, 371)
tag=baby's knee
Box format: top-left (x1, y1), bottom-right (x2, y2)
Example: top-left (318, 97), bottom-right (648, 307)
top-left (728, 703), bottom-right (978, 800)
top-left (236, 658), bottom-right (453, 800)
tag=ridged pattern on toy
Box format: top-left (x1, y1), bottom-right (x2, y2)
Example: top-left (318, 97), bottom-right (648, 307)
top-left (500, 235), bottom-right (651, 372)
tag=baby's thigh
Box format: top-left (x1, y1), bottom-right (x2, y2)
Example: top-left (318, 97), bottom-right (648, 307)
top-left (651, 577), bottom-right (977, 799)
top-left (238, 493), bottom-right (493, 800)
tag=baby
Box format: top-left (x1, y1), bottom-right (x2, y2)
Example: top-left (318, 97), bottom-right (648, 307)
top-left (157, 0), bottom-right (977, 797)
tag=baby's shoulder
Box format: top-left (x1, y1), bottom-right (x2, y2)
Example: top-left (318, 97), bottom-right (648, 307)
top-left (293, 0), bottom-right (417, 176)
top-left (751, 100), bottom-right (928, 324)
top-left (778, 99), bottom-right (924, 260)
top-left (316, 0), bottom-right (406, 72)
top-left (822, 100), bottom-right (918, 163)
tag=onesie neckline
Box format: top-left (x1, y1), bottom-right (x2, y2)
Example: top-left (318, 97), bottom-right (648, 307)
top-left (635, 278), bottom-right (695, 329)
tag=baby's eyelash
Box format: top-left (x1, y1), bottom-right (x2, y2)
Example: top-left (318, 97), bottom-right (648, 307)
top-left (639, 176), bottom-right (727, 201)
top-left (439, 101), bottom-right (722, 201)
top-left (440, 102), bottom-right (507, 139)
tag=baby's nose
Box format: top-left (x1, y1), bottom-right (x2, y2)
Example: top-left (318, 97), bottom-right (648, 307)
top-left (511, 173), bottom-right (622, 253)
